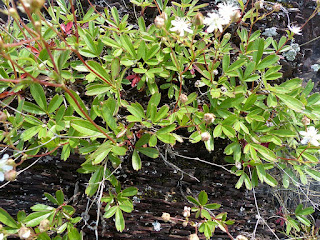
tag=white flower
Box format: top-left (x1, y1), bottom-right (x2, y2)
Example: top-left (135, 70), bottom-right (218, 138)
top-left (299, 126), bottom-right (320, 146)
top-left (288, 25), bottom-right (302, 35)
top-left (204, 12), bottom-right (228, 33)
top-left (0, 154), bottom-right (13, 182)
top-left (170, 18), bottom-right (193, 37)
top-left (182, 206), bottom-right (191, 217)
top-left (0, 233), bottom-right (3, 240)
top-left (152, 221), bottom-right (161, 231)
top-left (218, 2), bottom-right (239, 22)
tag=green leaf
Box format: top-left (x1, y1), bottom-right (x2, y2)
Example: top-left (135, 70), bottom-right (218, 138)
top-left (85, 167), bottom-right (103, 197)
top-left (48, 95), bottom-right (63, 113)
top-left (156, 133), bottom-right (176, 144)
top-left (275, 93), bottom-right (304, 112)
top-left (256, 54), bottom-right (279, 70)
top-left (101, 104), bottom-right (117, 132)
top-left (24, 212), bottom-right (52, 227)
top-left (30, 83), bottom-right (47, 110)
top-left (132, 149), bottom-right (141, 171)
top-left (115, 208), bottom-right (125, 232)
top-left (0, 208), bottom-right (18, 228)
top-left (137, 147), bottom-right (159, 158)
top-left (264, 174), bottom-right (278, 187)
top-left (21, 126), bottom-right (41, 141)
top-left (122, 187), bottom-right (138, 197)
top-left (251, 143), bottom-right (277, 162)
top-left (68, 226), bottom-right (82, 240)
top-left (22, 101), bottom-right (46, 115)
top-left (187, 196), bottom-right (201, 206)
top-left (104, 206), bottom-right (117, 218)
top-left (204, 203), bottom-right (221, 210)
top-left (296, 216), bottom-right (311, 226)
top-left (156, 124), bottom-right (176, 135)
top-left (304, 168), bottom-right (320, 182)
top-left (44, 193), bottom-right (58, 205)
top-left (198, 191), bottom-right (208, 205)
top-left (127, 102), bottom-right (145, 120)
top-left (65, 90), bottom-right (88, 119)
top-left (111, 58), bottom-right (120, 79)
top-left (120, 35), bottom-right (136, 58)
top-left (71, 119), bottom-right (106, 137)
top-left (31, 204), bottom-right (54, 212)
top-left (270, 129), bottom-right (296, 137)
top-left (86, 60), bottom-right (111, 83)
top-left (55, 190), bottom-right (64, 205)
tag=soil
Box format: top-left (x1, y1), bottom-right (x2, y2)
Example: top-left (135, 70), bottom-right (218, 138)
top-left (0, 0), bottom-right (320, 240)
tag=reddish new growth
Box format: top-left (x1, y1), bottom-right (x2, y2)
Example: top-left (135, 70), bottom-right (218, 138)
top-left (126, 74), bottom-right (141, 87)
top-left (275, 207), bottom-right (286, 227)
top-left (60, 22), bottom-right (73, 36)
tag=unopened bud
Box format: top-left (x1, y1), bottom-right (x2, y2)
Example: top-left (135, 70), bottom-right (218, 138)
top-left (273, 3), bottom-right (282, 12)
top-left (179, 94), bottom-right (188, 104)
top-left (6, 159), bottom-right (16, 166)
top-left (8, 8), bottom-right (19, 19)
top-left (39, 219), bottom-right (50, 232)
top-left (230, 10), bottom-right (241, 23)
top-left (182, 221), bottom-right (188, 227)
top-left (201, 132), bottom-right (211, 141)
top-left (18, 226), bottom-right (31, 239)
top-left (0, 223), bottom-right (2, 230)
top-left (213, 69), bottom-right (219, 75)
top-left (182, 206), bottom-right (191, 218)
top-left (223, 32), bottom-right (231, 41)
top-left (254, 0), bottom-right (264, 10)
top-left (4, 170), bottom-right (17, 181)
top-left (203, 113), bottom-right (215, 124)
top-left (31, 0), bottom-right (45, 10)
top-left (34, 21), bottom-right (41, 32)
top-left (154, 15), bottom-right (165, 28)
top-left (189, 234), bottom-right (200, 240)
top-left (0, 112), bottom-right (7, 122)
top-left (236, 235), bottom-right (248, 240)
top-left (302, 116), bottom-right (310, 126)
top-left (235, 161), bottom-right (242, 170)
top-left (161, 213), bottom-right (171, 222)
top-left (193, 12), bottom-right (204, 26)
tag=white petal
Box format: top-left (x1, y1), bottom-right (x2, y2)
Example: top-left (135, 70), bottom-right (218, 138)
top-left (299, 131), bottom-right (307, 136)
top-left (310, 139), bottom-right (320, 146)
top-left (301, 137), bottom-right (309, 145)
top-left (0, 172), bottom-right (4, 182)
top-left (2, 165), bottom-right (13, 172)
top-left (1, 154), bottom-right (9, 161)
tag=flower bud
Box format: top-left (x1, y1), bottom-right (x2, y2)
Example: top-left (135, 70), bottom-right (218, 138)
top-left (235, 161), bottom-right (242, 170)
top-left (0, 224), bottom-right (2, 230)
top-left (223, 32), bottom-right (231, 41)
top-left (6, 159), bottom-right (16, 166)
top-left (302, 116), bottom-right (310, 126)
top-left (193, 12), bottom-right (204, 26)
top-left (213, 69), bottom-right (219, 75)
top-left (220, 86), bottom-right (227, 93)
top-left (31, 0), bottom-right (45, 10)
top-left (230, 10), bottom-right (241, 23)
top-left (34, 21), bottom-right (41, 32)
top-left (203, 113), bottom-right (215, 124)
top-left (154, 15), bottom-right (165, 28)
top-left (254, 0), bottom-right (264, 10)
top-left (161, 213), bottom-right (171, 222)
top-left (0, 112), bottom-right (7, 122)
top-left (179, 94), bottom-right (188, 104)
top-left (236, 235), bottom-right (248, 240)
top-left (189, 234), bottom-right (199, 240)
top-left (18, 226), bottom-right (31, 239)
top-left (201, 132), bottom-right (211, 141)
top-left (4, 170), bottom-right (17, 181)
top-left (182, 221), bottom-right (188, 227)
top-left (8, 8), bottom-right (19, 19)
top-left (39, 219), bottom-right (50, 232)
top-left (273, 3), bottom-right (282, 12)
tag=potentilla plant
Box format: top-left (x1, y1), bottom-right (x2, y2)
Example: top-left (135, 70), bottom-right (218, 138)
top-left (0, 0), bottom-right (319, 239)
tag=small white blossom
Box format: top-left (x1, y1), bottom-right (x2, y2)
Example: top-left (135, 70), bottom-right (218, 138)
top-left (218, 2), bottom-right (239, 22)
top-left (0, 233), bottom-right (3, 240)
top-left (311, 64), bottom-right (320, 72)
top-left (299, 126), bottom-right (320, 146)
top-left (204, 12), bottom-right (229, 33)
top-left (288, 25), bottom-right (302, 35)
top-left (0, 154), bottom-right (13, 182)
top-left (182, 206), bottom-right (191, 217)
top-left (235, 161), bottom-right (242, 170)
top-left (170, 18), bottom-right (193, 37)
top-left (152, 221), bottom-right (161, 231)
